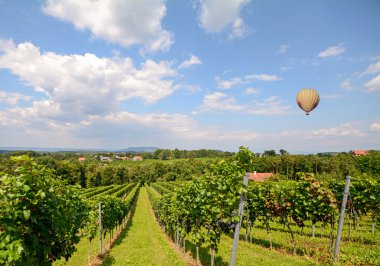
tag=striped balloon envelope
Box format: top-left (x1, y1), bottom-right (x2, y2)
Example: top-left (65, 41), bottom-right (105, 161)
top-left (296, 88), bottom-right (320, 115)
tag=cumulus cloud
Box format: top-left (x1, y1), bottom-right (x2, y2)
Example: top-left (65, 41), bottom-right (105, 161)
top-left (311, 123), bottom-right (364, 138)
top-left (228, 17), bottom-right (251, 40)
top-left (197, 0), bottom-right (251, 39)
top-left (0, 107), bottom-right (259, 149)
top-left (77, 111), bottom-right (260, 147)
top-left (318, 44), bottom-right (345, 58)
top-left (245, 74), bottom-right (282, 81)
top-left (195, 92), bottom-right (244, 113)
top-left (0, 39), bottom-right (178, 121)
top-left (195, 93), bottom-right (290, 115)
top-left (0, 91), bottom-right (31, 105)
top-left (216, 73), bottom-right (281, 89)
top-left (179, 55), bottom-right (202, 69)
top-left (364, 75), bottom-right (380, 92)
top-left (42, 0), bottom-right (173, 52)
top-left (360, 59), bottom-right (380, 76)
top-left (247, 96), bottom-right (291, 115)
top-left (216, 77), bottom-right (243, 89)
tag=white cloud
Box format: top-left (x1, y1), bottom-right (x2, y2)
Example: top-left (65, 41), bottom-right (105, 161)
top-left (42, 0), bottom-right (173, 52)
top-left (197, 0), bottom-right (251, 39)
top-left (340, 79), bottom-right (352, 90)
top-left (244, 88), bottom-right (259, 95)
top-left (1, 103), bottom-right (376, 152)
top-left (228, 17), bottom-right (251, 40)
top-left (0, 108), bottom-right (260, 149)
top-left (179, 55), bottom-right (202, 69)
top-left (311, 123), bottom-right (364, 138)
top-left (216, 73), bottom-right (281, 89)
top-left (245, 74), bottom-right (282, 81)
top-left (278, 44), bottom-right (290, 54)
top-left (369, 122), bottom-right (380, 133)
top-left (216, 76), bottom-right (243, 89)
top-left (196, 92), bottom-right (244, 112)
top-left (174, 83), bottom-right (202, 93)
top-left (77, 111), bottom-right (260, 143)
top-left (195, 93), bottom-right (291, 115)
top-left (247, 96), bottom-right (291, 115)
top-left (360, 59), bottom-right (380, 76)
top-left (0, 91), bottom-right (31, 105)
top-left (364, 75), bottom-right (380, 92)
top-left (0, 39), bottom-right (178, 121)
top-left (263, 123), bottom-right (375, 153)
top-left (318, 44), bottom-right (346, 58)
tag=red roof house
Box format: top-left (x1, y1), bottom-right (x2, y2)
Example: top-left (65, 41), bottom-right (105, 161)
top-left (249, 171), bottom-right (274, 182)
top-left (351, 150), bottom-right (369, 156)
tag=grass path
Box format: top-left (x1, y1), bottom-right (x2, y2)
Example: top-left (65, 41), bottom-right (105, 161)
top-left (102, 187), bottom-right (187, 266)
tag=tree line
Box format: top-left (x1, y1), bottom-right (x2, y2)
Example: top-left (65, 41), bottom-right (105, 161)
top-left (0, 150), bottom-right (379, 187)
top-left (0, 155), bottom-right (218, 188)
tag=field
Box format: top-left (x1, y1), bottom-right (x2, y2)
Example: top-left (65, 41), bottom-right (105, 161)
top-left (1, 153), bottom-right (379, 265)
top-left (51, 181), bottom-right (380, 265)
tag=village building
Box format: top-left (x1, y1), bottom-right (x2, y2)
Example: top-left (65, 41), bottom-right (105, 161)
top-left (350, 150), bottom-right (369, 156)
top-left (248, 171), bottom-right (274, 182)
top-left (100, 156), bottom-right (113, 162)
top-left (132, 155), bottom-right (143, 161)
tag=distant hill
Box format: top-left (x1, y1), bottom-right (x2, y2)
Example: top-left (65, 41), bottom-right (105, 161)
top-left (0, 147), bottom-right (106, 153)
top-left (118, 147), bottom-right (160, 153)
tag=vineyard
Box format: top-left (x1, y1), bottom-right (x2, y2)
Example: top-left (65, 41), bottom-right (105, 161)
top-left (1, 151), bottom-right (380, 265)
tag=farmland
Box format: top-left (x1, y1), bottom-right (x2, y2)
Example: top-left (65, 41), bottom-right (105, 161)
top-left (1, 149), bottom-right (380, 265)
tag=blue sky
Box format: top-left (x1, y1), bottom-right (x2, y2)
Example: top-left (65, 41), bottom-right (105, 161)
top-left (0, 0), bottom-right (379, 153)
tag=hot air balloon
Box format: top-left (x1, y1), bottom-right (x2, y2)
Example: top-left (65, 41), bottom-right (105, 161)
top-left (296, 88), bottom-right (320, 115)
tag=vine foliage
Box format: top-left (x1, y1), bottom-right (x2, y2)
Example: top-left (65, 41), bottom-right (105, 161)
top-left (0, 156), bottom-right (88, 265)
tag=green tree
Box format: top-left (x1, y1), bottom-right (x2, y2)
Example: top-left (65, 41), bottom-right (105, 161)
top-left (263, 150), bottom-right (276, 157)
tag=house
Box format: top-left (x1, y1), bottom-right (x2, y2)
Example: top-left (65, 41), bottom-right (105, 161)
top-left (350, 150), bottom-right (369, 156)
top-left (249, 171), bottom-right (274, 182)
top-left (78, 157), bottom-right (86, 162)
top-left (100, 156), bottom-right (113, 162)
top-left (115, 155), bottom-right (129, 160)
top-left (132, 155), bottom-right (143, 161)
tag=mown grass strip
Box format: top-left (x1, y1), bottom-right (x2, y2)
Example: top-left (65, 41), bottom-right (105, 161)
top-left (101, 187), bottom-right (187, 266)
top-left (54, 185), bottom-right (140, 266)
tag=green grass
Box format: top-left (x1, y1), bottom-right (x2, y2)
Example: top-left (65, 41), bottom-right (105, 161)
top-left (101, 187), bottom-right (187, 266)
top-left (238, 218), bottom-right (380, 265)
top-left (190, 234), bottom-right (317, 266)
top-left (181, 215), bottom-right (379, 266)
top-left (53, 232), bottom-right (112, 266)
